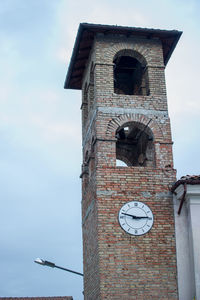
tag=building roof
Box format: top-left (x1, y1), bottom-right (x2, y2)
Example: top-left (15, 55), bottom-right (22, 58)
top-left (64, 23), bottom-right (182, 90)
top-left (171, 175), bottom-right (200, 192)
top-left (0, 297), bottom-right (73, 300)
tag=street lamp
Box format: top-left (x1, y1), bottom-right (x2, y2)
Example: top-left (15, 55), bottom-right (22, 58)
top-left (34, 258), bottom-right (83, 277)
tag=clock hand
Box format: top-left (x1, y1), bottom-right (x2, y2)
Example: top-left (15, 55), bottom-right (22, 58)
top-left (122, 212), bottom-right (141, 219)
top-left (122, 212), bottom-right (138, 218)
top-left (122, 213), bottom-right (150, 219)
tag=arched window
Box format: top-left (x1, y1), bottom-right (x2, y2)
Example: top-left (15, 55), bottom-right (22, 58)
top-left (113, 51), bottom-right (149, 96)
top-left (116, 121), bottom-right (155, 167)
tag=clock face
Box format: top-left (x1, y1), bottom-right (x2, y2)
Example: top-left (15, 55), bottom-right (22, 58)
top-left (118, 201), bottom-right (154, 236)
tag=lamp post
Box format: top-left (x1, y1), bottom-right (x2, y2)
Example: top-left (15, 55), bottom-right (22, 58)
top-left (34, 258), bottom-right (83, 277)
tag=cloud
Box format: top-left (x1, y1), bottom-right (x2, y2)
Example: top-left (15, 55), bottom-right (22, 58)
top-left (29, 114), bottom-right (81, 144)
top-left (53, 0), bottom-right (152, 64)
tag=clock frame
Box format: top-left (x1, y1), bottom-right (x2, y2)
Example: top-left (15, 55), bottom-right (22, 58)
top-left (118, 201), bottom-right (154, 236)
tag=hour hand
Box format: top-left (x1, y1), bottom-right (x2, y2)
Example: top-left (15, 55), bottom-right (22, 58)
top-left (122, 212), bottom-right (140, 219)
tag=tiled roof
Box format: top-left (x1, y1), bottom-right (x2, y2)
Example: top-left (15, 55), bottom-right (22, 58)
top-left (0, 297), bottom-right (73, 300)
top-left (171, 175), bottom-right (200, 192)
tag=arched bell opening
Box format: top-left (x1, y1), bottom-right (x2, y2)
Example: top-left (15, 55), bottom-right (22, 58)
top-left (113, 50), bottom-right (149, 96)
top-left (115, 121), bottom-right (155, 167)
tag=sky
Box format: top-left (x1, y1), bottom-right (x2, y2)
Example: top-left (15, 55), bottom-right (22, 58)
top-left (0, 0), bottom-right (199, 299)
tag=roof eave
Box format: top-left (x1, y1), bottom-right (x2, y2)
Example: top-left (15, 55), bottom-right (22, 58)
top-left (64, 23), bottom-right (85, 90)
top-left (64, 23), bottom-right (182, 90)
top-left (164, 31), bottom-right (182, 65)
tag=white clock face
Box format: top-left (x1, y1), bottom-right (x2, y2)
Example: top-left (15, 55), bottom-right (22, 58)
top-left (118, 201), bottom-right (154, 236)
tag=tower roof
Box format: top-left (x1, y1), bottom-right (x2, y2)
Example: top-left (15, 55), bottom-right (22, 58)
top-left (64, 23), bottom-right (182, 90)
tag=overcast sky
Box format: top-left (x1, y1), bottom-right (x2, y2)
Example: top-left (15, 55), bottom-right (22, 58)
top-left (0, 0), bottom-right (199, 299)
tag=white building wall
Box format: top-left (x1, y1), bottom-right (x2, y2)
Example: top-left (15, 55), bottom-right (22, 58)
top-left (173, 184), bottom-right (200, 300)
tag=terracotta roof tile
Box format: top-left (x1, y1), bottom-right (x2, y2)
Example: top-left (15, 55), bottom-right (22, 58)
top-left (171, 175), bottom-right (200, 192)
top-left (179, 175), bottom-right (200, 181)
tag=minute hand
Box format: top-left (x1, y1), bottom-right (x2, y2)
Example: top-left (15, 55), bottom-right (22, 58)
top-left (122, 213), bottom-right (149, 219)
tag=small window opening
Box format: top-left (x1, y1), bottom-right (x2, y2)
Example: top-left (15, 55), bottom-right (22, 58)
top-left (82, 84), bottom-right (88, 127)
top-left (116, 122), bottom-right (155, 167)
top-left (89, 137), bottom-right (95, 175)
top-left (114, 56), bottom-right (149, 96)
top-left (88, 64), bottom-right (94, 111)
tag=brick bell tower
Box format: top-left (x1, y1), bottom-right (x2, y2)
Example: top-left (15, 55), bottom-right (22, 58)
top-left (65, 23), bottom-right (182, 299)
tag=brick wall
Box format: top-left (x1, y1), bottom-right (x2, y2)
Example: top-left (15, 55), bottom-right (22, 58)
top-left (81, 33), bottom-right (178, 299)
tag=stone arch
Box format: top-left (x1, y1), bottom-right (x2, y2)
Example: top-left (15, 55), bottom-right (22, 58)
top-left (113, 49), bottom-right (149, 95)
top-left (106, 113), bottom-right (164, 142)
top-left (113, 49), bottom-right (147, 67)
top-left (103, 41), bottom-right (151, 66)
